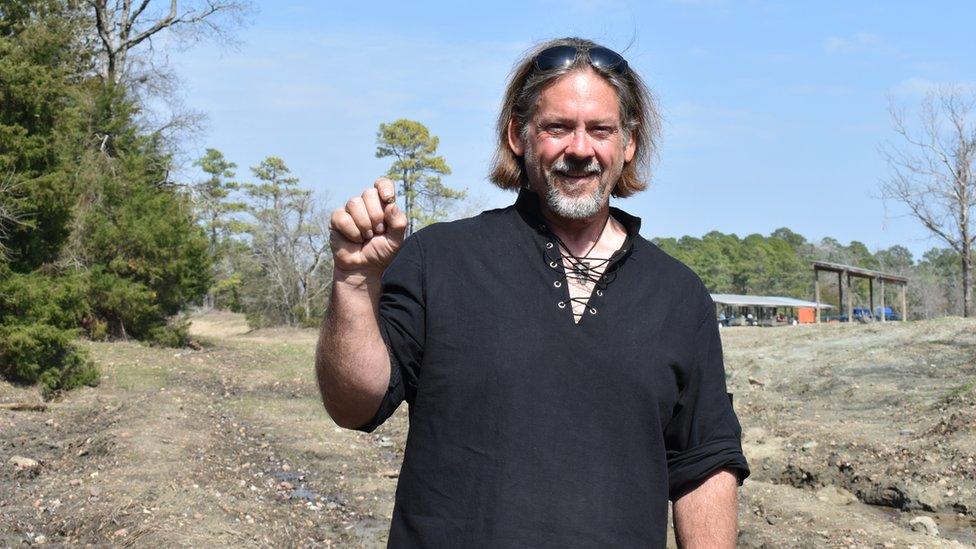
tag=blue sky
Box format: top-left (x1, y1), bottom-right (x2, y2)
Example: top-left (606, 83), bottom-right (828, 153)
top-left (169, 0), bottom-right (976, 260)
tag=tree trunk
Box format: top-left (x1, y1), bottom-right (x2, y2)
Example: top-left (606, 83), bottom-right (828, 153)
top-left (963, 249), bottom-right (972, 317)
top-left (402, 168), bottom-right (413, 235)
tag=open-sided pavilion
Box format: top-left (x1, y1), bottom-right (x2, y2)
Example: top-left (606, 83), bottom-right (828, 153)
top-left (711, 294), bottom-right (832, 325)
top-left (812, 261), bottom-right (908, 323)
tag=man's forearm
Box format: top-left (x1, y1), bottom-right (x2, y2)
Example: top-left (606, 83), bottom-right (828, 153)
top-left (315, 270), bottom-right (392, 429)
top-left (672, 469), bottom-right (739, 549)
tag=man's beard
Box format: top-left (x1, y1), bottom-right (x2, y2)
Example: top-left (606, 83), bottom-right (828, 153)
top-left (525, 145), bottom-right (618, 220)
top-left (544, 157), bottom-right (608, 219)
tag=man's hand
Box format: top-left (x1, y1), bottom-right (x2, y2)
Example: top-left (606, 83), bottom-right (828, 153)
top-left (317, 178), bottom-right (407, 429)
top-left (330, 178), bottom-right (408, 278)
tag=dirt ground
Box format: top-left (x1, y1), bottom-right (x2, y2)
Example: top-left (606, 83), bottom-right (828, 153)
top-left (1, 312), bottom-right (974, 547)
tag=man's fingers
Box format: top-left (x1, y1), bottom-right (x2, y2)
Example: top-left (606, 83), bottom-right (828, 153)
top-left (345, 197), bottom-right (374, 239)
top-left (384, 201), bottom-right (408, 240)
top-left (362, 188), bottom-right (386, 234)
top-left (374, 178), bottom-right (396, 205)
top-left (330, 208), bottom-right (364, 244)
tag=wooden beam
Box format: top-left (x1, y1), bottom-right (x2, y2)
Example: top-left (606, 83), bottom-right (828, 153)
top-left (838, 271), bottom-right (844, 322)
top-left (901, 283), bottom-right (907, 322)
top-left (880, 279), bottom-right (886, 322)
top-left (846, 272), bottom-right (853, 322)
top-left (869, 277), bottom-right (874, 320)
top-left (814, 268), bottom-right (821, 324)
top-left (810, 260), bottom-right (909, 283)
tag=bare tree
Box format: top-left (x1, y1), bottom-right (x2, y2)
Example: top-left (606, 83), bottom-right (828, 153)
top-left (85, 0), bottom-right (250, 164)
top-left (242, 157), bottom-right (331, 326)
top-left (881, 86), bottom-right (976, 317)
top-left (292, 194), bottom-right (332, 323)
top-left (87, 0), bottom-right (249, 85)
top-left (0, 174), bottom-right (24, 262)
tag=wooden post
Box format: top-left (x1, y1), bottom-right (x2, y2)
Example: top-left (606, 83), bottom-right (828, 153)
top-left (838, 271), bottom-right (844, 322)
top-left (880, 279), bottom-right (886, 322)
top-left (900, 283), bottom-right (907, 322)
top-left (814, 268), bottom-right (821, 323)
top-left (869, 277), bottom-right (874, 320)
top-left (846, 272), bottom-right (853, 322)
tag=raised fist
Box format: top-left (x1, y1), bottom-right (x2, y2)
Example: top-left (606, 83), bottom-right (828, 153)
top-left (330, 178), bottom-right (408, 276)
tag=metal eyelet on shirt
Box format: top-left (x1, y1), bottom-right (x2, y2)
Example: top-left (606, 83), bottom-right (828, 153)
top-left (545, 242), bottom-right (554, 249)
top-left (596, 290), bottom-right (604, 296)
top-left (589, 308), bottom-right (597, 315)
top-left (553, 281), bottom-right (562, 288)
top-left (549, 261), bottom-right (558, 268)
top-left (557, 301), bottom-right (566, 309)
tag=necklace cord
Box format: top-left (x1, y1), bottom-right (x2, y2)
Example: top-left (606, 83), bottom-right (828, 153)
top-left (543, 214), bottom-right (620, 317)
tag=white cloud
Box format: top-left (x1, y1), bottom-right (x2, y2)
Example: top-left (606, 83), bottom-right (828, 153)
top-left (824, 32), bottom-right (882, 54)
top-left (665, 100), bottom-right (777, 147)
top-left (891, 77), bottom-right (976, 97)
top-left (666, 0), bottom-right (730, 5)
top-left (784, 83), bottom-right (853, 97)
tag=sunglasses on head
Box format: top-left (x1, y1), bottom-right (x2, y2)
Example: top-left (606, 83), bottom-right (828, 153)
top-left (532, 45), bottom-right (629, 76)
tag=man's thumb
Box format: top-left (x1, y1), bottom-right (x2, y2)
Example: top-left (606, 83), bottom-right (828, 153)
top-left (384, 202), bottom-right (408, 241)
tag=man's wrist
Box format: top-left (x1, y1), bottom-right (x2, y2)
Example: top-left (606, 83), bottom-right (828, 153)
top-left (333, 266), bottom-right (385, 290)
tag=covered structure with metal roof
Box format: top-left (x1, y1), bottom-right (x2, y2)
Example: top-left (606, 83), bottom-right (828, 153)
top-left (711, 294), bottom-right (832, 326)
top-left (711, 294), bottom-right (833, 309)
top-left (812, 261), bottom-right (908, 323)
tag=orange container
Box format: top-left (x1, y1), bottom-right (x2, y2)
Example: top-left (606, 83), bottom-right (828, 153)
top-left (798, 307), bottom-right (816, 324)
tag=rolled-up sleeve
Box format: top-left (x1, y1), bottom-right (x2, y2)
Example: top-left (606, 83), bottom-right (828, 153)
top-left (354, 235), bottom-right (426, 433)
top-left (663, 294), bottom-right (750, 501)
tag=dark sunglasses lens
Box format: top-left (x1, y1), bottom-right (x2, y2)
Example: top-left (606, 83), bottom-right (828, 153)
top-left (588, 47), bottom-right (628, 74)
top-left (534, 45), bottom-right (578, 71)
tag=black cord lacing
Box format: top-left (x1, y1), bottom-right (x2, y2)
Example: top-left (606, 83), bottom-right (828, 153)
top-left (542, 216), bottom-right (622, 318)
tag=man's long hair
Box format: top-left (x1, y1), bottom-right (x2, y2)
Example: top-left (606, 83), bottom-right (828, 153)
top-left (488, 37), bottom-right (661, 198)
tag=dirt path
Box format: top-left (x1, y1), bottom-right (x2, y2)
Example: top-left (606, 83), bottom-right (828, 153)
top-left (1, 312), bottom-right (974, 547)
top-left (1, 312), bottom-right (406, 546)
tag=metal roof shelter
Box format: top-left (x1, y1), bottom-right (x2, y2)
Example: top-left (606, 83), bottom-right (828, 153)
top-left (812, 261), bottom-right (908, 323)
top-left (710, 294), bottom-right (833, 309)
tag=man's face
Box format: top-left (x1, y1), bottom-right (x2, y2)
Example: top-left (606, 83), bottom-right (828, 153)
top-left (509, 68), bottom-right (636, 221)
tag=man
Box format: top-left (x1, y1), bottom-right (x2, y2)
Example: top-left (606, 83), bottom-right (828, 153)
top-left (316, 37), bottom-right (749, 548)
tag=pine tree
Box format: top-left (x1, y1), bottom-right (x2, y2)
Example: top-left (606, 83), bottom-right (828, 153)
top-left (192, 148), bottom-right (246, 308)
top-left (375, 119), bottom-right (465, 233)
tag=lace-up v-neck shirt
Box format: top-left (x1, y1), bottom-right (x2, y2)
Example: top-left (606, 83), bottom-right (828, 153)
top-left (358, 189), bottom-right (750, 548)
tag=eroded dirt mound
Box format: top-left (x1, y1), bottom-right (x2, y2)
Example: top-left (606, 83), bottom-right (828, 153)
top-left (725, 318), bottom-right (976, 547)
top-left (1, 313), bottom-right (974, 547)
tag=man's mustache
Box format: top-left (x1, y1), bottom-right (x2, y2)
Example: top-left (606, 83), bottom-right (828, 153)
top-left (551, 158), bottom-right (601, 177)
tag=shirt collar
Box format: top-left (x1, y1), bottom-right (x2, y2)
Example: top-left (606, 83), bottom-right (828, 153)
top-left (514, 187), bottom-right (642, 248)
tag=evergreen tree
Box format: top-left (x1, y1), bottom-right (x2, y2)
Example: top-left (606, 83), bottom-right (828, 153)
top-left (375, 119), bottom-right (465, 233)
top-left (241, 157), bottom-right (330, 326)
top-left (0, 1), bottom-right (218, 395)
top-left (0, 0), bottom-right (90, 271)
top-left (192, 148), bottom-right (245, 308)
top-left (0, 1), bottom-right (99, 395)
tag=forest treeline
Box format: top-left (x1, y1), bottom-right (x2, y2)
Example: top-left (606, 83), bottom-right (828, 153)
top-left (0, 1), bottom-right (465, 396)
top-left (0, 1), bottom-right (213, 395)
top-left (654, 229), bottom-right (962, 318)
top-left (0, 1), bottom-right (967, 398)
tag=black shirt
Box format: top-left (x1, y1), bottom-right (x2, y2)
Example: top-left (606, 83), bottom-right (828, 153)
top-left (359, 190), bottom-right (750, 548)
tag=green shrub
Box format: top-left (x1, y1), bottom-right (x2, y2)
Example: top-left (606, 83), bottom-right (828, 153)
top-left (145, 314), bottom-right (191, 347)
top-left (244, 310), bottom-right (270, 330)
top-left (0, 271), bottom-right (90, 330)
top-left (0, 323), bottom-right (99, 397)
top-left (213, 272), bottom-right (244, 312)
top-left (87, 267), bottom-right (163, 339)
